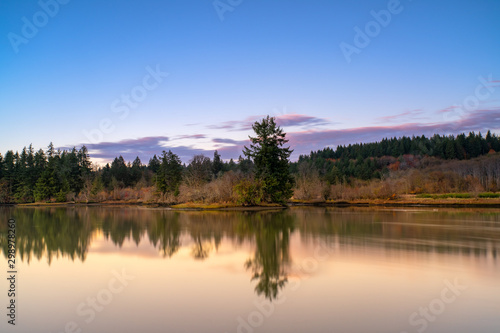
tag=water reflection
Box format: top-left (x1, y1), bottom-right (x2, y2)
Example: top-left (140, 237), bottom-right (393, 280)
top-left (0, 207), bottom-right (93, 263)
top-left (148, 212), bottom-right (181, 258)
top-left (243, 211), bottom-right (294, 300)
top-left (1, 206), bottom-right (499, 300)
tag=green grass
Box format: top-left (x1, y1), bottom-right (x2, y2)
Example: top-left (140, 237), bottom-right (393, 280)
top-left (478, 192), bottom-right (500, 198)
top-left (442, 193), bottom-right (473, 199)
top-left (416, 194), bottom-right (434, 198)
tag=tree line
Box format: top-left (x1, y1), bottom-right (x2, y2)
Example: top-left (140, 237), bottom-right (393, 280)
top-left (0, 116), bottom-right (293, 204)
top-left (294, 131), bottom-right (500, 183)
top-left (0, 126), bottom-right (498, 204)
top-left (0, 143), bottom-right (92, 203)
top-left (0, 144), bottom-right (249, 204)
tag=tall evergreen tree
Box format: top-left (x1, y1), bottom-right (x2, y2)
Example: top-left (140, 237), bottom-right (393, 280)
top-left (157, 150), bottom-right (183, 197)
top-left (243, 116), bottom-right (294, 204)
top-left (212, 150), bottom-right (223, 178)
top-left (130, 156), bottom-right (143, 184)
top-left (110, 156), bottom-right (129, 187)
top-left (148, 154), bottom-right (161, 173)
top-left (78, 146), bottom-right (92, 176)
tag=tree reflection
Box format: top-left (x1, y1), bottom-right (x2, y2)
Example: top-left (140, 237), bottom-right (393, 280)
top-left (1, 207), bottom-right (499, 279)
top-left (102, 212), bottom-right (145, 248)
top-left (191, 236), bottom-right (212, 260)
top-left (147, 212), bottom-right (181, 257)
top-left (243, 211), bottom-right (294, 301)
top-left (186, 212), bottom-right (225, 260)
top-left (0, 207), bottom-right (92, 264)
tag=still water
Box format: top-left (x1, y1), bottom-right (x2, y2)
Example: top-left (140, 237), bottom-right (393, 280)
top-left (1, 206), bottom-right (499, 333)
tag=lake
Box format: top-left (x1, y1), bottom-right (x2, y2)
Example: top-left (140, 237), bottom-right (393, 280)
top-left (1, 206), bottom-right (499, 333)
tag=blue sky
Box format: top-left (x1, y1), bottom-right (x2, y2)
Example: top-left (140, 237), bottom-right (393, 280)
top-left (1, 0), bottom-right (499, 164)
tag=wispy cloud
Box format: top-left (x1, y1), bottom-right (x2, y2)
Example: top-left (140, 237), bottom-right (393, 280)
top-left (69, 109), bottom-right (500, 164)
top-left (275, 113), bottom-right (331, 127)
top-left (69, 136), bottom-right (170, 164)
top-left (206, 113), bottom-right (330, 131)
top-left (212, 138), bottom-right (243, 145)
top-left (206, 116), bottom-right (257, 131)
top-left (175, 134), bottom-right (207, 140)
top-left (438, 105), bottom-right (460, 114)
top-left (70, 135), bottom-right (246, 164)
top-left (375, 109), bottom-right (424, 122)
top-left (288, 108), bottom-right (500, 156)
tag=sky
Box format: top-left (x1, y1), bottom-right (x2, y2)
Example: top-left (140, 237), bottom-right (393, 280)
top-left (1, 0), bottom-right (500, 164)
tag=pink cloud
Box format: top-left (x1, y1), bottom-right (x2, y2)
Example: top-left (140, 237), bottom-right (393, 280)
top-left (375, 109), bottom-right (424, 122)
top-left (438, 105), bottom-right (460, 113)
top-left (206, 113), bottom-right (330, 131)
top-left (70, 109), bottom-right (500, 164)
top-left (275, 113), bottom-right (331, 127)
top-left (287, 108), bottom-right (500, 157)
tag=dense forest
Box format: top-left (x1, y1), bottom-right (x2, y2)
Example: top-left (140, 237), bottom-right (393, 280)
top-left (0, 131), bottom-right (499, 204)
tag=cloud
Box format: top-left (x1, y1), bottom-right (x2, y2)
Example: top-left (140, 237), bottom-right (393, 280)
top-left (287, 108), bottom-right (500, 157)
top-left (69, 109), bottom-right (500, 164)
top-left (206, 119), bottom-right (255, 131)
top-left (216, 144), bottom-right (249, 159)
top-left (212, 138), bottom-right (242, 145)
top-left (275, 113), bottom-right (331, 127)
top-left (175, 134), bottom-right (207, 140)
top-left (68, 135), bottom-right (245, 165)
top-left (72, 136), bottom-right (170, 164)
top-left (438, 105), bottom-right (460, 114)
top-left (206, 113), bottom-right (330, 131)
top-left (375, 109), bottom-right (424, 122)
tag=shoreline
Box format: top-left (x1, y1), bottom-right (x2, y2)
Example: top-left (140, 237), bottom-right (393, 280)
top-left (3, 196), bottom-right (500, 210)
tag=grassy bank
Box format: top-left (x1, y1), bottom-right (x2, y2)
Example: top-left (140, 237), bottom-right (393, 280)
top-left (292, 194), bottom-right (500, 207)
top-left (9, 193), bottom-right (500, 209)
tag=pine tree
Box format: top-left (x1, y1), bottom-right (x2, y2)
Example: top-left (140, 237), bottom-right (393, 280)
top-left (243, 116), bottom-right (294, 204)
top-left (148, 155), bottom-right (161, 173)
top-left (34, 145), bottom-right (61, 202)
top-left (157, 150), bottom-right (183, 197)
top-left (445, 140), bottom-right (457, 159)
top-left (130, 156), bottom-right (143, 184)
top-left (212, 150), bottom-right (223, 178)
top-left (110, 156), bottom-right (128, 187)
top-left (78, 146), bottom-right (92, 176)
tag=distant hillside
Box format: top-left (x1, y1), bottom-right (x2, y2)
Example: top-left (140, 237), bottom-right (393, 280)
top-left (291, 131), bottom-right (499, 183)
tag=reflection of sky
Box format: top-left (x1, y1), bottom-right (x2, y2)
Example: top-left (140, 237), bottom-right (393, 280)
top-left (1, 1), bottom-right (500, 163)
top-left (9, 219), bottom-right (500, 333)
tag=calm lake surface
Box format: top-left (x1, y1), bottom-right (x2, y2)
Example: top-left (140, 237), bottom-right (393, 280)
top-left (1, 206), bottom-right (499, 333)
